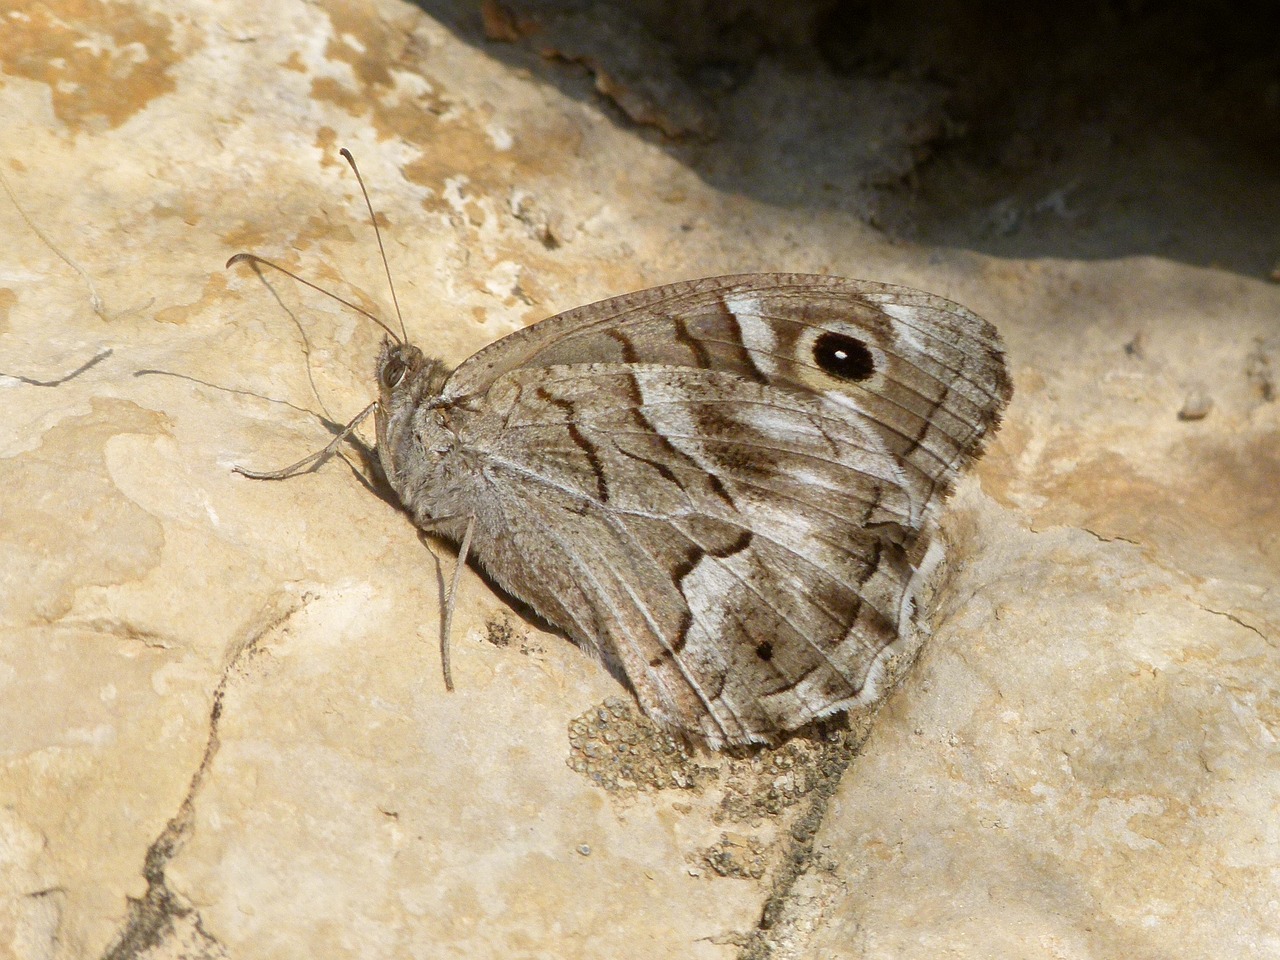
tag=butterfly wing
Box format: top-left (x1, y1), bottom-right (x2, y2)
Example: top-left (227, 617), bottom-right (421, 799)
top-left (445, 362), bottom-right (925, 746)
top-left (444, 274), bottom-right (1012, 515)
top-left (427, 275), bottom-right (1010, 746)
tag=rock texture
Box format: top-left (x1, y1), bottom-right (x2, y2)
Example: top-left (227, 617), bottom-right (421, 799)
top-left (1, 1), bottom-right (1276, 958)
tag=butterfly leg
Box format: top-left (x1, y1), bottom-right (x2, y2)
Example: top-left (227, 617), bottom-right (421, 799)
top-left (233, 401), bottom-right (377, 480)
top-left (438, 513), bottom-right (476, 692)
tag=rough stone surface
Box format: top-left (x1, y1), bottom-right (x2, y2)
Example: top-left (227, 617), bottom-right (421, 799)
top-left (1, 1), bottom-right (1277, 959)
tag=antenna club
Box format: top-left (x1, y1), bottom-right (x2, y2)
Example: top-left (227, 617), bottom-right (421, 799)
top-left (220, 250), bottom-right (402, 343)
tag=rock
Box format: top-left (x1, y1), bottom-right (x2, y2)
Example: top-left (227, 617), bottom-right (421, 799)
top-left (1, 1), bottom-right (1276, 958)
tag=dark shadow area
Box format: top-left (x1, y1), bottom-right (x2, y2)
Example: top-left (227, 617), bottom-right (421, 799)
top-left (414, 0), bottom-right (1280, 277)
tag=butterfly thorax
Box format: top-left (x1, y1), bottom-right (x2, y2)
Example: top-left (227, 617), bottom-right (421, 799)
top-left (374, 340), bottom-right (472, 528)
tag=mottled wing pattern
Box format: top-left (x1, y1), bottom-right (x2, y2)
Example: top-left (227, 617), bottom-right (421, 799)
top-left (427, 274), bottom-right (1010, 746)
top-left (453, 363), bottom-right (924, 746)
top-left (446, 274), bottom-right (1012, 519)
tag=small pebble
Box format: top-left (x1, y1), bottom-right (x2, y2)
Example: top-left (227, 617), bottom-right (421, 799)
top-left (1178, 391), bottom-right (1213, 421)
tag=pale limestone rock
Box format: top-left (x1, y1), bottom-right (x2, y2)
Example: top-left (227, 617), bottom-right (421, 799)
top-left (0, 1), bottom-right (1276, 959)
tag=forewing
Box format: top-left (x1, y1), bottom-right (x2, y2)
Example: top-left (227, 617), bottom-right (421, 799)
top-left (454, 363), bottom-right (922, 746)
top-left (445, 274), bottom-right (1012, 513)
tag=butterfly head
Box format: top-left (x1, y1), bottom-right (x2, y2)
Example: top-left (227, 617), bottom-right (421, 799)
top-left (374, 338), bottom-right (451, 488)
top-left (377, 340), bottom-right (422, 398)
top-left (375, 339), bottom-right (449, 416)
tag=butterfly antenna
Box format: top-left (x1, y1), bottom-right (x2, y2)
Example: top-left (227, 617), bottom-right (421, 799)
top-left (225, 254), bottom-right (404, 343)
top-left (340, 148), bottom-right (409, 345)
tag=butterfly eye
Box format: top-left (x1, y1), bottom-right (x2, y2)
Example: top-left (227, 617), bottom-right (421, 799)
top-left (381, 357), bottom-right (408, 389)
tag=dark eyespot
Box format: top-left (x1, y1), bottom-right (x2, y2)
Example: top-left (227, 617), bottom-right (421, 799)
top-left (755, 641), bottom-right (773, 661)
top-left (813, 331), bottom-right (875, 382)
top-left (381, 357), bottom-right (407, 389)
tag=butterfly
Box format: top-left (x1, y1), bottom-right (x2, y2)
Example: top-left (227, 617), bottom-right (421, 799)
top-left (231, 156), bottom-right (1011, 750)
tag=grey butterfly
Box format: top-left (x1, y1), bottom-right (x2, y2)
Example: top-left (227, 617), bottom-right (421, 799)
top-left (231, 160), bottom-right (1010, 749)
top-left (363, 272), bottom-right (1011, 748)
